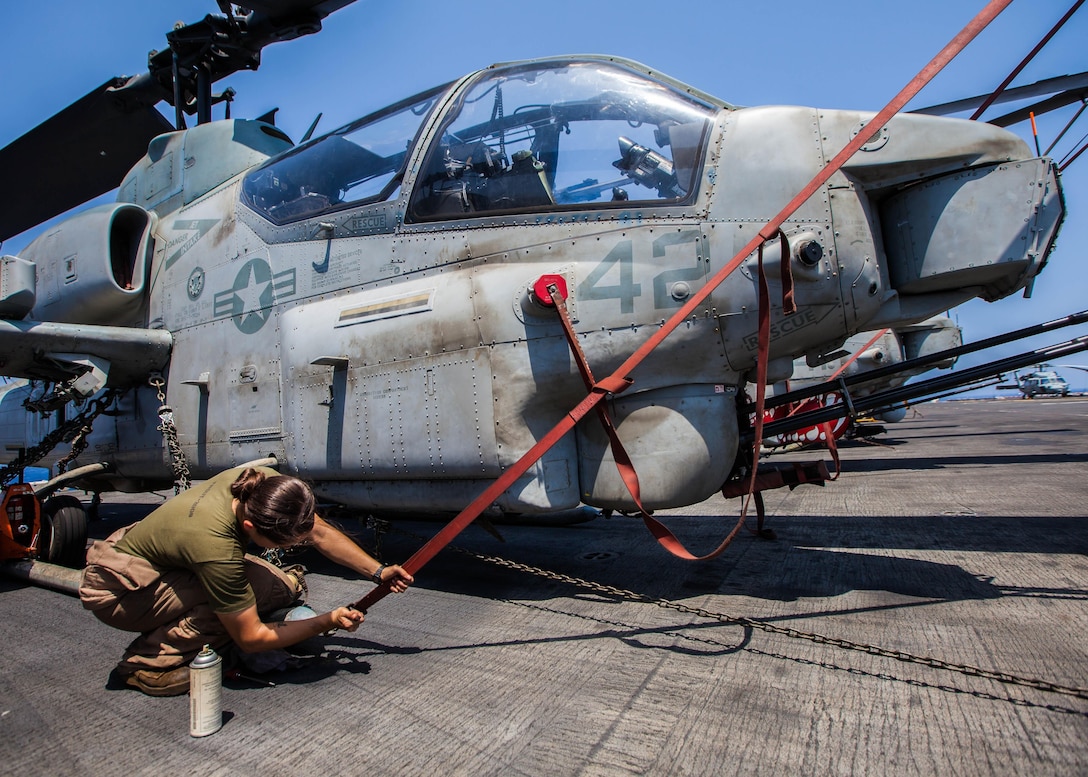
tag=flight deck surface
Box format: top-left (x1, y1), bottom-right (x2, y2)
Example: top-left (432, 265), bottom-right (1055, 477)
top-left (2, 398), bottom-right (1086, 776)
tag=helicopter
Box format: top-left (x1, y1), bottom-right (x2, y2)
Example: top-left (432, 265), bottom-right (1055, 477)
top-left (0, 1), bottom-right (1082, 567)
top-left (998, 364), bottom-right (1071, 397)
top-left (761, 316), bottom-right (963, 450)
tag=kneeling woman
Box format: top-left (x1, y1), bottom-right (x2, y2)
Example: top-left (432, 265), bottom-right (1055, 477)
top-left (79, 466), bottom-right (412, 696)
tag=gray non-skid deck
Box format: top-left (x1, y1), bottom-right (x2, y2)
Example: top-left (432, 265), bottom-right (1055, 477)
top-left (2, 398), bottom-right (1087, 776)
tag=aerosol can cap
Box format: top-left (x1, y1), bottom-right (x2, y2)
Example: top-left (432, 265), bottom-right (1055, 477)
top-left (191, 644), bottom-right (220, 669)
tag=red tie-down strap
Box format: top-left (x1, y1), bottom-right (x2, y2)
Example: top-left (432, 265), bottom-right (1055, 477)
top-left (820, 422), bottom-right (842, 481)
top-left (546, 229), bottom-right (796, 561)
top-left (350, 0), bottom-right (1014, 612)
top-left (721, 460), bottom-right (832, 535)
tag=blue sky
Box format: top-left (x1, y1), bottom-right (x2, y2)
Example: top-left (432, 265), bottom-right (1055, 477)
top-left (1, 0), bottom-right (1085, 391)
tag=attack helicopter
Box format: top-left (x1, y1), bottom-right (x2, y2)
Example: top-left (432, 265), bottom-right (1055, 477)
top-left (0, 1), bottom-right (1083, 567)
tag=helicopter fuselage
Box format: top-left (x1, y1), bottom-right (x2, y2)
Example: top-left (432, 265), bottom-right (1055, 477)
top-left (0, 56), bottom-right (1064, 513)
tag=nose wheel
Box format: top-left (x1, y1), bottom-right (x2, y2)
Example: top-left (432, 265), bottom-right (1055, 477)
top-left (39, 495), bottom-right (88, 568)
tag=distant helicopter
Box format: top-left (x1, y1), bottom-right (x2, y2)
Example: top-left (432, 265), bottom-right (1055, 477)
top-left (1000, 364), bottom-right (1071, 398)
top-left (0, 1), bottom-right (1083, 566)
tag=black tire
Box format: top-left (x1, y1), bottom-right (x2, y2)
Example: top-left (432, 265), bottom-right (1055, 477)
top-left (40, 495), bottom-right (88, 568)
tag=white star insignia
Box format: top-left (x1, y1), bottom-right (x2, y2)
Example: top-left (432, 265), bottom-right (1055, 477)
top-left (233, 263), bottom-right (272, 325)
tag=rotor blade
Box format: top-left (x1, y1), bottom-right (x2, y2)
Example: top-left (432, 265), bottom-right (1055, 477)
top-left (988, 87), bottom-right (1088, 128)
top-left (0, 77), bottom-right (173, 243)
top-left (966, 0), bottom-right (1085, 120)
top-left (913, 71), bottom-right (1088, 119)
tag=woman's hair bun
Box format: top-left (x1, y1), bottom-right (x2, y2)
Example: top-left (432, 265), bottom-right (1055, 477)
top-left (230, 467), bottom-right (267, 503)
top-left (229, 468), bottom-right (315, 544)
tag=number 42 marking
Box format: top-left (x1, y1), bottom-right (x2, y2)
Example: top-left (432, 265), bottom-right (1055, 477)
top-left (577, 230), bottom-right (704, 313)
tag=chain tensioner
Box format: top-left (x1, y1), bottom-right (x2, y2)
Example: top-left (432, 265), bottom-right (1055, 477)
top-left (149, 373), bottom-right (192, 493)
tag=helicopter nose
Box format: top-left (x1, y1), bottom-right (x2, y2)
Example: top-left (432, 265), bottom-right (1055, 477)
top-left (837, 111), bottom-right (1065, 304)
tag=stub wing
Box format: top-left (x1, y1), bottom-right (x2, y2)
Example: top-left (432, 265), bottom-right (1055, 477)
top-left (0, 320), bottom-right (172, 388)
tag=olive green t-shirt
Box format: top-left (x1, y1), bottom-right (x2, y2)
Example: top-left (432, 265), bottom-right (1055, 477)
top-left (114, 466), bottom-right (280, 613)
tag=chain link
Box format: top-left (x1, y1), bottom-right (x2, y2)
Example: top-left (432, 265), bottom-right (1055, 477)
top-left (366, 516), bottom-right (392, 560)
top-left (390, 525), bottom-right (1088, 703)
top-left (56, 423), bottom-right (93, 474)
top-left (0, 389), bottom-right (121, 486)
top-left (149, 375), bottom-right (191, 493)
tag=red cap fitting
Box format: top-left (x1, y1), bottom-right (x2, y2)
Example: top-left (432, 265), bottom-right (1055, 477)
top-left (532, 274), bottom-right (568, 307)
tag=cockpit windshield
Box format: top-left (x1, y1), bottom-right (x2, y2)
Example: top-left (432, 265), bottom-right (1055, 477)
top-left (242, 84), bottom-right (448, 225)
top-left (242, 59), bottom-right (720, 227)
top-left (409, 59), bottom-right (718, 220)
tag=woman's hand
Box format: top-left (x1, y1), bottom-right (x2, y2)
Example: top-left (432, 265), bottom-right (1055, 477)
top-left (379, 564), bottom-right (414, 593)
top-left (328, 606), bottom-right (365, 632)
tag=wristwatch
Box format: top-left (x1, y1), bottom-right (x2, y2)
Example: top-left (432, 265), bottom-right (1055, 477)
top-left (372, 564), bottom-right (388, 584)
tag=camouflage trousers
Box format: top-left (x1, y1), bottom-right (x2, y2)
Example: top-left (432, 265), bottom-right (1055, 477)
top-left (79, 524), bottom-right (304, 672)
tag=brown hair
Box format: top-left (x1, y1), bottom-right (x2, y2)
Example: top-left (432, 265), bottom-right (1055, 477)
top-left (230, 468), bottom-right (316, 544)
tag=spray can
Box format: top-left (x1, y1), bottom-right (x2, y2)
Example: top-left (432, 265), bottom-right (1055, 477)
top-left (189, 644), bottom-right (223, 737)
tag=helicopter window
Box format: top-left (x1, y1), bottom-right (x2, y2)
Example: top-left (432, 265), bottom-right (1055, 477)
top-left (409, 61), bottom-right (716, 220)
top-left (243, 85), bottom-right (448, 225)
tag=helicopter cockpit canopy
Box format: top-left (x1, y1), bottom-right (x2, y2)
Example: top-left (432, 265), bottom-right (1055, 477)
top-left (242, 58), bottom-right (722, 226)
top-left (409, 59), bottom-right (721, 219)
top-left (242, 84), bottom-right (449, 224)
